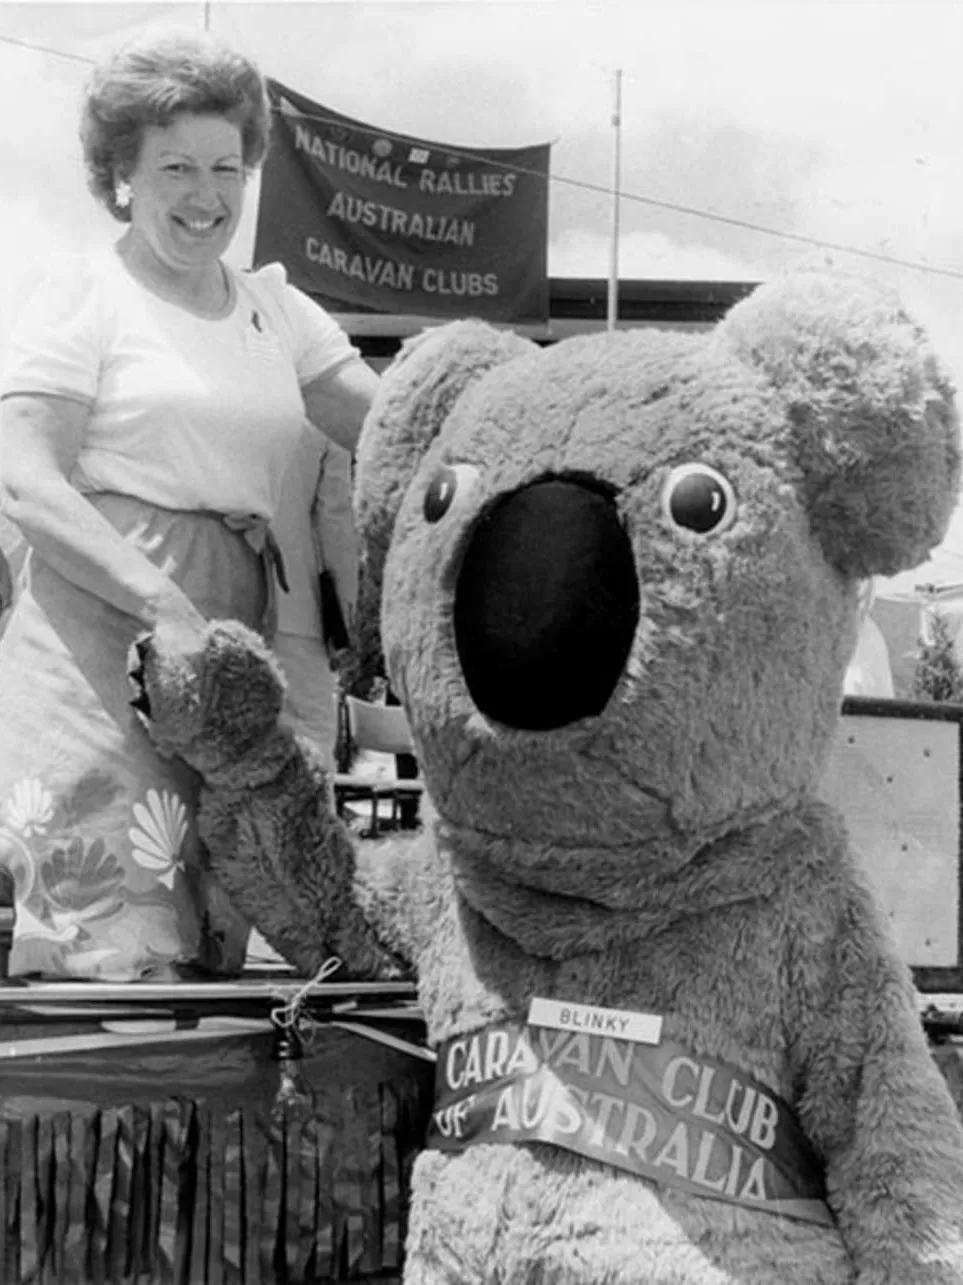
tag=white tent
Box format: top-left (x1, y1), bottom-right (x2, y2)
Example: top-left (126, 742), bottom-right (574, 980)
top-left (873, 505), bottom-right (963, 696)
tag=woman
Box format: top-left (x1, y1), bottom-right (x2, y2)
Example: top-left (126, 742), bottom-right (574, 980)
top-left (0, 29), bottom-right (379, 979)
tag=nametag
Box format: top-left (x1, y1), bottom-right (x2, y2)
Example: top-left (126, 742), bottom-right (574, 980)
top-left (528, 997), bottom-right (663, 1046)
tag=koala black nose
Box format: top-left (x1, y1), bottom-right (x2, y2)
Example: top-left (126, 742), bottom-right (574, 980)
top-left (454, 478), bottom-right (640, 731)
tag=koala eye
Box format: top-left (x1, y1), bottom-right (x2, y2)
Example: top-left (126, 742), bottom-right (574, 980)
top-left (661, 464), bottom-right (737, 535)
top-left (423, 464), bottom-right (480, 524)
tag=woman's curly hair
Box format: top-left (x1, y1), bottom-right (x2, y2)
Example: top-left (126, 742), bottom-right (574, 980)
top-left (79, 29), bottom-right (272, 222)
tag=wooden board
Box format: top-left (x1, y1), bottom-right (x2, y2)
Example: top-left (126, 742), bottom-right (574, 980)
top-left (821, 697), bottom-right (963, 989)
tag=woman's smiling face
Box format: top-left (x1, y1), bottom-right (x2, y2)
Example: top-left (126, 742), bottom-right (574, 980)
top-left (125, 112), bottom-right (245, 272)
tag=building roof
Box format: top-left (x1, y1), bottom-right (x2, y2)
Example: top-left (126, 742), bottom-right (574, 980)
top-left (314, 276), bottom-right (760, 356)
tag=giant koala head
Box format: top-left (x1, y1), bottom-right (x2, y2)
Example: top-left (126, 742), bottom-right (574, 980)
top-left (354, 274), bottom-right (958, 878)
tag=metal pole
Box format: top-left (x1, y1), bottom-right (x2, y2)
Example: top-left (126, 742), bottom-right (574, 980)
top-left (606, 69), bottom-right (623, 332)
top-left (202, 0), bottom-right (211, 32)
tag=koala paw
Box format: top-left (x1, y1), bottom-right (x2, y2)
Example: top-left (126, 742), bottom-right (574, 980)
top-left (127, 619), bottom-right (286, 772)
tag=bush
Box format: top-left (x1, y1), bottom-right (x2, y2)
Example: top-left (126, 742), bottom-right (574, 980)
top-left (911, 608), bottom-right (963, 704)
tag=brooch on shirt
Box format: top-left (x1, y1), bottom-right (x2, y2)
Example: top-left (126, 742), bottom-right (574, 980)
top-left (245, 309), bottom-right (283, 362)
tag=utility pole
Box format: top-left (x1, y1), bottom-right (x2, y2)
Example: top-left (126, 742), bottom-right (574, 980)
top-left (606, 68), bottom-right (623, 332)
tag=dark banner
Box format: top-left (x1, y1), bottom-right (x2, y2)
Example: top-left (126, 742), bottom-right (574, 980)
top-left (254, 79), bottom-right (551, 323)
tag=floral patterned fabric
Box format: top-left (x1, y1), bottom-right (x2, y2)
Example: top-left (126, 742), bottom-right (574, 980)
top-left (0, 495), bottom-right (267, 979)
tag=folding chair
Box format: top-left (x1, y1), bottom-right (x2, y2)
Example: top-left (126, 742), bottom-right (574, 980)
top-left (333, 696), bottom-right (424, 835)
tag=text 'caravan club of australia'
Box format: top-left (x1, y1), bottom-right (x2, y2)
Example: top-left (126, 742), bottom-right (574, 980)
top-left (255, 83), bottom-right (551, 324)
top-left (424, 1012), bottom-right (833, 1227)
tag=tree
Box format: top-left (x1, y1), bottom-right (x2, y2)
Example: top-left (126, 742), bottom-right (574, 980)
top-left (911, 608), bottom-right (963, 704)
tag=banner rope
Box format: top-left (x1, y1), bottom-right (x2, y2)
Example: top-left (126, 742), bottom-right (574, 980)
top-left (269, 953), bottom-right (343, 1049)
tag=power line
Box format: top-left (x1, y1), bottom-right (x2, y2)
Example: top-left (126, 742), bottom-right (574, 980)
top-left (561, 177), bottom-right (963, 282)
top-left (0, 31), bottom-right (95, 67)
top-left (0, 30), bottom-right (959, 283)
top-left (271, 100), bottom-right (963, 283)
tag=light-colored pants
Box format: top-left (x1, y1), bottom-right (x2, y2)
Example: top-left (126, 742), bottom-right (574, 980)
top-left (272, 631), bottom-right (338, 772)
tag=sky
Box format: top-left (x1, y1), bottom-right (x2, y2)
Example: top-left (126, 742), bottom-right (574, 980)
top-left (0, 0), bottom-right (961, 578)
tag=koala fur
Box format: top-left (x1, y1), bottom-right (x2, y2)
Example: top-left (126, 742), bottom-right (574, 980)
top-left (132, 272), bottom-right (963, 1283)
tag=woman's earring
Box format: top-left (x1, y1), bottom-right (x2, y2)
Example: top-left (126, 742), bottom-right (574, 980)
top-left (114, 180), bottom-right (132, 209)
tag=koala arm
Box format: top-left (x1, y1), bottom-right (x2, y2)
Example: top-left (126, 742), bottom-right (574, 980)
top-left (129, 619), bottom-right (431, 978)
top-left (195, 744), bottom-right (422, 979)
top-left (788, 857), bottom-right (963, 1282)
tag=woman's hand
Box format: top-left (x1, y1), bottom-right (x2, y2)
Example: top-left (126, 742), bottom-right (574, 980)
top-left (153, 574), bottom-right (208, 632)
top-left (1, 393), bottom-right (198, 628)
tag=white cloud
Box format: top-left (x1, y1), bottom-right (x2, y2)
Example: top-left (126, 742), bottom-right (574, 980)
top-left (550, 226), bottom-right (763, 282)
top-left (0, 0), bottom-right (960, 572)
top-left (0, 1), bottom-right (957, 385)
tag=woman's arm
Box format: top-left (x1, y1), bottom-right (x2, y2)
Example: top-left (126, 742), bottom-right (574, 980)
top-left (1, 393), bottom-right (205, 631)
top-left (301, 358), bottom-right (381, 455)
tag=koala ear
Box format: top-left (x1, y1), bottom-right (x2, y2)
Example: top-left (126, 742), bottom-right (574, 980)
top-left (717, 272), bottom-right (960, 578)
top-left (356, 320), bottom-right (535, 542)
top-left (353, 318), bottom-right (536, 616)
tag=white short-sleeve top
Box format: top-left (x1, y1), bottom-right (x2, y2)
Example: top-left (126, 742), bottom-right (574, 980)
top-left (0, 250), bottom-right (359, 521)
